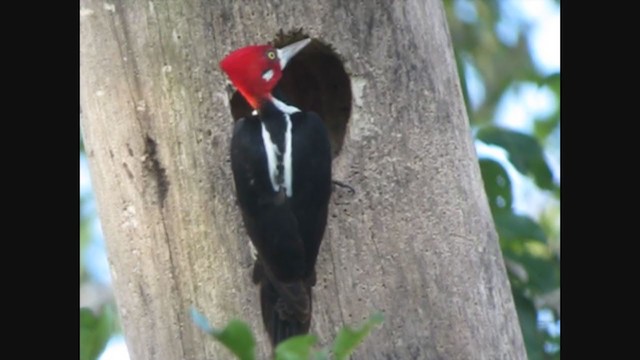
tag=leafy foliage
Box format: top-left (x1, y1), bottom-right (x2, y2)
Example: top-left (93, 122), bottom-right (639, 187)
top-left (275, 335), bottom-right (318, 360)
top-left (191, 308), bottom-right (383, 360)
top-left (477, 127), bottom-right (555, 191)
top-left (192, 308), bottom-right (256, 360)
top-left (445, 1), bottom-right (560, 359)
top-left (332, 313), bottom-right (384, 360)
top-left (479, 159), bottom-right (513, 213)
top-left (494, 212), bottom-right (547, 245)
top-left (80, 156), bottom-right (121, 360)
top-left (80, 307), bottom-right (113, 360)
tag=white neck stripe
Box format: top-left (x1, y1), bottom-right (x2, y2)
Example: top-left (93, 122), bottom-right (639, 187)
top-left (260, 112), bottom-right (294, 197)
top-left (261, 124), bottom-right (280, 193)
top-left (283, 114), bottom-right (293, 197)
top-left (271, 97), bottom-right (300, 114)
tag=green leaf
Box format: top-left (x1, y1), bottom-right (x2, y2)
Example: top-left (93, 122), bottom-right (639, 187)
top-left (190, 308), bottom-right (255, 360)
top-left (313, 348), bottom-right (330, 360)
top-left (477, 126), bottom-right (554, 190)
top-left (494, 212), bottom-right (547, 245)
top-left (80, 307), bottom-right (113, 360)
top-left (545, 331), bottom-right (561, 359)
top-left (495, 212), bottom-right (559, 295)
top-left (534, 74), bottom-right (559, 142)
top-left (332, 313), bottom-right (384, 360)
top-left (511, 253), bottom-right (559, 295)
top-left (479, 159), bottom-right (513, 213)
top-left (542, 73), bottom-right (560, 98)
top-left (533, 113), bottom-right (559, 143)
top-left (513, 292), bottom-right (546, 360)
top-left (275, 334), bottom-right (317, 360)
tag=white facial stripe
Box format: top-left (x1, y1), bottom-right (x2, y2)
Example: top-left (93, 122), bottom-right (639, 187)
top-left (284, 114), bottom-right (293, 197)
top-left (261, 123), bottom-right (280, 192)
top-left (262, 69), bottom-right (274, 82)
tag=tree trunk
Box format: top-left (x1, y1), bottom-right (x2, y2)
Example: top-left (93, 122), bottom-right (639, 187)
top-left (80, 0), bottom-right (526, 359)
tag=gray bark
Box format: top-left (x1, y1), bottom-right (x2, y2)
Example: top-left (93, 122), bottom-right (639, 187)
top-left (80, 0), bottom-right (526, 359)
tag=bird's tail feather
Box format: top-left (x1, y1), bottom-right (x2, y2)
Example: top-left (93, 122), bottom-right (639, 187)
top-left (259, 277), bottom-right (312, 346)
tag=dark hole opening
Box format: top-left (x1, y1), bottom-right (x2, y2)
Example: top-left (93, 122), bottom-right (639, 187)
top-left (229, 31), bottom-right (352, 158)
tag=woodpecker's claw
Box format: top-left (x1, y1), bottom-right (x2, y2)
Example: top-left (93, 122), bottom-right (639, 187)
top-left (332, 180), bottom-right (355, 195)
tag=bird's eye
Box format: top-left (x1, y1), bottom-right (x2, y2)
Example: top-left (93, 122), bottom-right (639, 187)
top-left (267, 51), bottom-right (276, 60)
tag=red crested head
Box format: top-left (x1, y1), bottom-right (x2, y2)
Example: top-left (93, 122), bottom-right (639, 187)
top-left (219, 38), bottom-right (311, 110)
top-left (220, 45), bottom-right (281, 109)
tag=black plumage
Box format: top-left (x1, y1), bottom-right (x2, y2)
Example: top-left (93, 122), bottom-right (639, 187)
top-left (230, 101), bottom-right (332, 345)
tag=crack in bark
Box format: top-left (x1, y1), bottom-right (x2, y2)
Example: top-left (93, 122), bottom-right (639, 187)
top-left (144, 135), bottom-right (169, 206)
top-left (328, 238), bottom-right (346, 328)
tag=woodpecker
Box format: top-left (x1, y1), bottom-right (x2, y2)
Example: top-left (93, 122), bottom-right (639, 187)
top-left (220, 38), bottom-right (332, 346)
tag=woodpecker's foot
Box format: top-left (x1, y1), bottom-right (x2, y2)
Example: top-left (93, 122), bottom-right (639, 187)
top-left (332, 180), bottom-right (355, 195)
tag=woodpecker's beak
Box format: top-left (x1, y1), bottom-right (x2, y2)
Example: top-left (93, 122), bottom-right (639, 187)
top-left (277, 38), bottom-right (311, 70)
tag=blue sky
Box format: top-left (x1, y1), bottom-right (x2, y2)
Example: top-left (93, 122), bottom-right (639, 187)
top-left (81, 2), bottom-right (560, 358)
